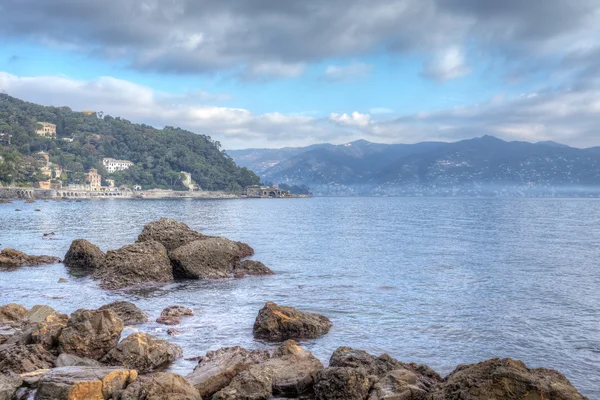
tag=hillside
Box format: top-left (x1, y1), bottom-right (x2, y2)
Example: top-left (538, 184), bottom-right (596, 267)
top-left (0, 94), bottom-right (259, 191)
top-left (228, 137), bottom-right (600, 196)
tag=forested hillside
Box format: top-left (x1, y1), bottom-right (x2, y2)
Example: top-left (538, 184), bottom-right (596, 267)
top-left (0, 94), bottom-right (259, 190)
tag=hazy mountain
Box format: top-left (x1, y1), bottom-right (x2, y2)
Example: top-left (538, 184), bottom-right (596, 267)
top-left (228, 136), bottom-right (600, 196)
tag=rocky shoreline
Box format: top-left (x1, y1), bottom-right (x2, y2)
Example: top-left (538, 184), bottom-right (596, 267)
top-left (0, 218), bottom-right (590, 399)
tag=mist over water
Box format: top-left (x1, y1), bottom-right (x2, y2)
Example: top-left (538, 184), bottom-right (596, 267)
top-left (1, 197), bottom-right (599, 397)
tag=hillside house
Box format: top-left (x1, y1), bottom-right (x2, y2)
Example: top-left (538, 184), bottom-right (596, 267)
top-left (86, 169), bottom-right (102, 190)
top-left (102, 158), bottom-right (134, 173)
top-left (36, 122), bottom-right (56, 138)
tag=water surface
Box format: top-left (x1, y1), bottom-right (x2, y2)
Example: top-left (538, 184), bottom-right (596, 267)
top-left (0, 197), bottom-right (598, 397)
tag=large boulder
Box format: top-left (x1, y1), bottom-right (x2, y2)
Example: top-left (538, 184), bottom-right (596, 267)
top-left (98, 302), bottom-right (149, 325)
top-left (102, 332), bottom-right (183, 373)
top-left (63, 239), bottom-right (105, 271)
top-left (0, 372), bottom-right (23, 400)
top-left (27, 305), bottom-right (58, 324)
top-left (136, 218), bottom-right (208, 252)
top-left (94, 241), bottom-right (173, 290)
top-left (170, 238), bottom-right (242, 279)
top-left (55, 353), bottom-right (102, 368)
top-left (235, 241), bottom-right (255, 258)
top-left (58, 309), bottom-right (124, 360)
top-left (266, 340), bottom-right (324, 396)
top-left (35, 366), bottom-right (137, 400)
top-left (253, 302), bottom-right (333, 341)
top-left (314, 367), bottom-right (372, 400)
top-left (156, 305), bottom-right (194, 325)
top-left (368, 369), bottom-right (430, 400)
top-left (0, 303), bottom-right (27, 324)
top-left (429, 358), bottom-right (588, 400)
top-left (0, 344), bottom-right (55, 374)
top-left (186, 346), bottom-right (270, 398)
top-left (330, 347), bottom-right (404, 378)
top-left (31, 312), bottom-right (70, 350)
top-left (0, 249), bottom-right (61, 270)
top-left (121, 372), bottom-right (202, 400)
top-left (212, 366), bottom-right (273, 400)
top-left (233, 260), bottom-right (274, 278)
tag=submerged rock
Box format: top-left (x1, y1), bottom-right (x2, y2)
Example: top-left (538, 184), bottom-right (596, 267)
top-left (0, 249), bottom-right (61, 270)
top-left (170, 237), bottom-right (242, 279)
top-left (233, 260), bottom-right (274, 278)
top-left (136, 218), bottom-right (208, 252)
top-left (429, 358), bottom-right (588, 400)
top-left (156, 305), bottom-right (194, 326)
top-left (121, 372), bottom-right (201, 400)
top-left (186, 346), bottom-right (270, 398)
top-left (102, 332), bottom-right (183, 373)
top-left (94, 241), bottom-right (173, 290)
top-left (0, 344), bottom-right (55, 374)
top-left (63, 239), bottom-right (105, 271)
top-left (58, 309), bottom-right (123, 360)
top-left (253, 302), bottom-right (333, 341)
top-left (35, 366), bottom-right (137, 400)
top-left (99, 301), bottom-right (149, 325)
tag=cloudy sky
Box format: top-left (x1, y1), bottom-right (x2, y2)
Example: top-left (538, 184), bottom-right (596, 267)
top-left (1, 0), bottom-right (600, 149)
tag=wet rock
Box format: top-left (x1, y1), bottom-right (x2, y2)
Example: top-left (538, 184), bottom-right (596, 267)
top-left (102, 332), bottom-right (183, 373)
top-left (233, 260), bottom-right (274, 278)
top-left (156, 305), bottom-right (193, 326)
top-left (329, 347), bottom-right (404, 378)
top-left (55, 353), bottom-right (102, 368)
top-left (0, 372), bottom-right (22, 400)
top-left (99, 301), bottom-right (149, 325)
top-left (43, 232), bottom-right (55, 237)
top-left (35, 366), bottom-right (137, 400)
top-left (58, 278), bottom-right (68, 283)
top-left (235, 241), bottom-right (255, 258)
top-left (58, 309), bottom-right (124, 360)
top-left (136, 218), bottom-right (207, 252)
top-left (170, 237), bottom-right (242, 279)
top-left (0, 249), bottom-right (61, 270)
top-left (27, 305), bottom-right (58, 324)
top-left (212, 366), bottom-right (273, 400)
top-left (0, 344), bottom-right (55, 374)
top-left (186, 346), bottom-right (270, 398)
top-left (94, 241), bottom-right (173, 290)
top-left (63, 239), bottom-right (105, 271)
top-left (31, 312), bottom-right (69, 350)
top-left (0, 303), bottom-right (28, 324)
top-left (167, 328), bottom-right (181, 336)
top-left (429, 358), bottom-right (588, 400)
top-left (314, 367), bottom-right (371, 400)
top-left (121, 372), bottom-right (201, 400)
top-left (253, 302), bottom-right (332, 341)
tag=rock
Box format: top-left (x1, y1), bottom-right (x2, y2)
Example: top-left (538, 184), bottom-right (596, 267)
top-left (368, 369), bottom-right (429, 400)
top-left (253, 302), bottom-right (332, 341)
top-left (58, 309), bottom-right (124, 360)
top-left (136, 218), bottom-right (207, 252)
top-left (63, 239), bottom-right (105, 271)
top-left (235, 241), bottom-right (255, 258)
top-left (156, 305), bottom-right (193, 326)
top-left (94, 241), bottom-right (173, 290)
top-left (0, 249), bottom-right (61, 270)
top-left (27, 305), bottom-right (58, 324)
top-left (35, 366), bottom-right (137, 400)
top-left (0, 372), bottom-right (22, 400)
top-left (31, 312), bottom-right (70, 350)
top-left (102, 332), bottom-right (183, 373)
top-left (0, 344), bottom-right (55, 374)
top-left (55, 353), bottom-right (102, 368)
top-left (20, 369), bottom-right (50, 388)
top-left (170, 237), bottom-right (242, 279)
top-left (34, 209), bottom-right (41, 212)
top-left (0, 325), bottom-right (21, 345)
top-left (267, 340), bottom-right (324, 396)
top-left (98, 302), bottom-right (149, 325)
top-left (429, 358), bottom-right (588, 400)
top-left (121, 372), bottom-right (201, 400)
top-left (212, 366), bottom-right (273, 400)
top-left (58, 278), bottom-right (69, 283)
top-left (167, 328), bottom-right (181, 336)
top-left (43, 232), bottom-right (55, 237)
top-left (329, 347), bottom-right (404, 378)
top-left (314, 367), bottom-right (372, 400)
top-left (0, 303), bottom-right (28, 324)
top-left (233, 260), bottom-right (274, 278)
top-left (186, 346), bottom-right (270, 398)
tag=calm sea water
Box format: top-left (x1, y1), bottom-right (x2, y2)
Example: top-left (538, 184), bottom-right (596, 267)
top-left (0, 197), bottom-right (599, 397)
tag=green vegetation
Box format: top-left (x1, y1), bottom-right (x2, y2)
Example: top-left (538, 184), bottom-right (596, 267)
top-left (0, 94), bottom-right (259, 190)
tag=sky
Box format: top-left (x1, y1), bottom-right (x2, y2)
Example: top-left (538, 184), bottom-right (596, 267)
top-left (1, 0), bottom-right (600, 149)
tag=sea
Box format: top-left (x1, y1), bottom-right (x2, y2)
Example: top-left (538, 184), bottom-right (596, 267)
top-left (0, 197), bottom-right (599, 397)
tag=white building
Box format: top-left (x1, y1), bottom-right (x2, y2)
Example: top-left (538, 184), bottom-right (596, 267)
top-left (102, 158), bottom-right (134, 173)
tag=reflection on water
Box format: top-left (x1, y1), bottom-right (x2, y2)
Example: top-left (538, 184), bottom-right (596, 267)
top-left (1, 197), bottom-right (599, 396)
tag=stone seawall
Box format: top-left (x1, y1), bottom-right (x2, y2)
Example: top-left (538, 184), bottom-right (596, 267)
top-left (0, 187), bottom-right (239, 200)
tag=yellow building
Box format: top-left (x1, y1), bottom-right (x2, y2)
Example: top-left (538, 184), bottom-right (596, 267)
top-left (86, 169), bottom-right (102, 190)
top-left (36, 122), bottom-right (57, 138)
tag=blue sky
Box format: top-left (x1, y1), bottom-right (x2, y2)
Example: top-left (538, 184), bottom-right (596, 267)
top-left (1, 1), bottom-right (599, 149)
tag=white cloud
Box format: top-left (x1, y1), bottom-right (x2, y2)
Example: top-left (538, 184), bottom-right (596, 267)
top-left (322, 63), bottom-right (374, 81)
top-left (422, 46), bottom-right (471, 81)
top-left (329, 112), bottom-right (372, 127)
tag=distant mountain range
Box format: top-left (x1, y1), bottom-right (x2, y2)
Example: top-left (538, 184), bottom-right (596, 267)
top-left (227, 136), bottom-right (600, 196)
